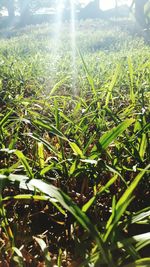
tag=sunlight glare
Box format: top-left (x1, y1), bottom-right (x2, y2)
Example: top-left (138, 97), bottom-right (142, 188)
top-left (70, 0), bottom-right (78, 94)
top-left (51, 0), bottom-right (64, 80)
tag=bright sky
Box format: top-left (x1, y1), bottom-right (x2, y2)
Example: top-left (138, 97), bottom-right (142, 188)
top-left (80, 0), bottom-right (133, 10)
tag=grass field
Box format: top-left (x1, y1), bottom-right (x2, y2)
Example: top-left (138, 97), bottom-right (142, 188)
top-left (0, 20), bottom-right (150, 266)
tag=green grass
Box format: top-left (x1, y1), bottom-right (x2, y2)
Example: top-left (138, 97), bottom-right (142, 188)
top-left (0, 20), bottom-right (150, 266)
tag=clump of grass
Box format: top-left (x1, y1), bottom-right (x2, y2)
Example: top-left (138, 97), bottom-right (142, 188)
top-left (0, 20), bottom-right (150, 266)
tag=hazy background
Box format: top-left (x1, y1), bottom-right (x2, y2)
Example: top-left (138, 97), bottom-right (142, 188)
top-left (81, 0), bottom-right (132, 10)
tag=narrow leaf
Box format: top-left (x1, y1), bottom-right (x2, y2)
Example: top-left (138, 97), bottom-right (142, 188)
top-left (49, 77), bottom-right (69, 96)
top-left (15, 150), bottom-right (34, 179)
top-left (82, 175), bottom-right (118, 213)
top-left (0, 110), bottom-right (13, 128)
top-left (69, 142), bottom-right (84, 158)
top-left (105, 164), bottom-right (150, 241)
top-left (34, 236), bottom-right (52, 266)
top-left (78, 49), bottom-right (97, 96)
top-left (29, 179), bottom-right (110, 264)
top-left (128, 57), bottom-right (135, 104)
top-left (34, 120), bottom-right (68, 141)
top-left (122, 258), bottom-right (150, 267)
top-left (105, 64), bottom-right (120, 106)
top-left (92, 118), bottom-right (134, 154)
top-left (37, 142), bottom-right (45, 169)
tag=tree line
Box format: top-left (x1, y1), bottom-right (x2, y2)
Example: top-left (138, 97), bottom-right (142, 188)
top-left (0, 0), bottom-right (57, 19)
top-left (0, 0), bottom-right (150, 28)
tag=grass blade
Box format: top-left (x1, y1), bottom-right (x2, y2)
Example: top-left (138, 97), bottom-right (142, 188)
top-left (105, 164), bottom-right (150, 241)
top-left (15, 150), bottom-right (34, 179)
top-left (69, 142), bottom-right (84, 158)
top-left (29, 179), bottom-right (111, 265)
top-left (122, 258), bottom-right (150, 267)
top-left (34, 236), bottom-right (52, 266)
top-left (82, 174), bottom-right (118, 212)
top-left (12, 247), bottom-right (24, 267)
top-left (99, 118), bottom-right (135, 150)
top-left (131, 208), bottom-right (150, 224)
top-left (78, 49), bottom-right (97, 96)
top-left (139, 133), bottom-right (147, 161)
top-left (92, 118), bottom-right (135, 155)
top-left (37, 142), bottom-right (45, 169)
top-left (28, 132), bottom-right (61, 157)
top-left (105, 64), bottom-right (120, 106)
top-left (0, 110), bottom-right (13, 128)
top-left (49, 77), bottom-right (69, 96)
top-left (128, 57), bottom-right (135, 104)
top-left (34, 119), bottom-right (68, 141)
